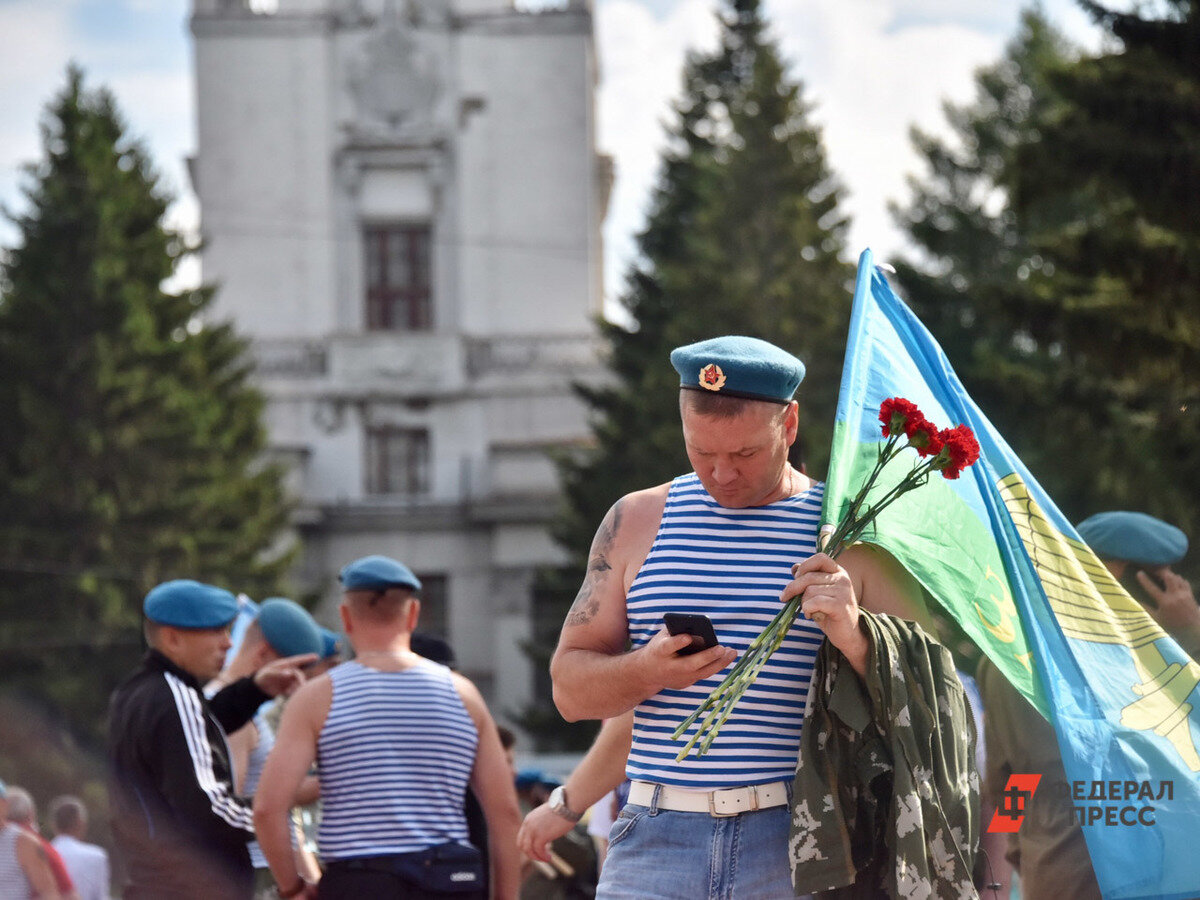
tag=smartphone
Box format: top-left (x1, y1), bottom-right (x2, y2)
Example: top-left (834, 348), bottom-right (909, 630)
top-left (663, 612), bottom-right (719, 655)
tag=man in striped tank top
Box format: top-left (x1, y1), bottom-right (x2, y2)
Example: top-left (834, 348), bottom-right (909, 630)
top-left (0, 780), bottom-right (59, 900)
top-left (550, 336), bottom-right (933, 899)
top-left (253, 555), bottom-right (522, 900)
top-left (208, 597), bottom-right (326, 894)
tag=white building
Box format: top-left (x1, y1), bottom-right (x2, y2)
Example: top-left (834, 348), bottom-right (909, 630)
top-left (189, 0), bottom-right (610, 721)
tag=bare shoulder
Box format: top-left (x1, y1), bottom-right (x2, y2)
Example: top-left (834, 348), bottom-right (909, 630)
top-left (15, 829), bottom-right (41, 852)
top-left (840, 542), bottom-right (935, 629)
top-left (609, 483), bottom-right (670, 563)
top-left (14, 828), bottom-right (46, 867)
top-left (619, 482), bottom-right (671, 520)
top-left (449, 670), bottom-right (492, 724)
top-left (563, 482), bottom-right (670, 632)
top-left (280, 672), bottom-right (334, 731)
top-left (449, 669), bottom-right (481, 702)
top-left (293, 669), bottom-right (334, 703)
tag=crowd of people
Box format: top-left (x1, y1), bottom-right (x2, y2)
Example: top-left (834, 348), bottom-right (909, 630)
top-left (3, 334), bottom-right (1197, 899)
top-left (0, 783), bottom-right (109, 900)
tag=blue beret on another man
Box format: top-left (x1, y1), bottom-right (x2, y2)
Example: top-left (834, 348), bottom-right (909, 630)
top-left (1077, 511), bottom-right (1188, 567)
top-left (144, 579), bottom-right (239, 629)
top-left (256, 598), bottom-right (324, 658)
top-left (339, 555), bottom-right (422, 592)
top-left (670, 335), bottom-right (806, 404)
top-left (320, 627), bottom-right (343, 660)
top-left (515, 769), bottom-right (552, 792)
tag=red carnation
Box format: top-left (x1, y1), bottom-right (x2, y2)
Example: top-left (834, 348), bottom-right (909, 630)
top-left (879, 397), bottom-right (921, 438)
top-left (908, 417), bottom-right (944, 457)
top-left (935, 424), bottom-right (981, 479)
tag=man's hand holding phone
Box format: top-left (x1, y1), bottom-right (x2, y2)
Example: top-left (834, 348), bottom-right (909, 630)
top-left (1136, 566), bottom-right (1200, 656)
top-left (637, 614), bottom-right (735, 693)
top-left (664, 612), bottom-right (719, 655)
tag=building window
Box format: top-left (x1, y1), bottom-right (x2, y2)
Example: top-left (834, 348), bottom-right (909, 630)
top-left (365, 426), bottom-right (430, 496)
top-left (364, 224), bottom-right (431, 330)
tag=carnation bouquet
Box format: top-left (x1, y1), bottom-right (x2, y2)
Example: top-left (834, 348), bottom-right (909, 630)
top-left (672, 397), bottom-right (981, 759)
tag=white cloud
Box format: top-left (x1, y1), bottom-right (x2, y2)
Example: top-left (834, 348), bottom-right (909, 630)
top-left (596, 0), bottom-right (719, 305)
top-left (591, 0), bottom-right (1105, 315)
top-left (768, 0), bottom-right (1008, 262)
top-left (0, 1), bottom-right (196, 259)
top-left (884, 0), bottom-right (1016, 32)
top-left (106, 68), bottom-right (196, 212)
top-left (0, 2), bottom-right (75, 229)
top-left (593, 0), bottom-right (1015, 314)
top-left (0, 0), bottom-right (1105, 307)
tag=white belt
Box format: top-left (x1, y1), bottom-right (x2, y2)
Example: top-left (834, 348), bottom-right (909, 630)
top-left (627, 780), bottom-right (788, 817)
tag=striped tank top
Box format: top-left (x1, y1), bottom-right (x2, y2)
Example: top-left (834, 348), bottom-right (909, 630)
top-left (242, 708), bottom-right (285, 869)
top-left (626, 473), bottom-right (825, 788)
top-left (317, 660), bottom-right (478, 860)
top-left (0, 824), bottom-right (34, 900)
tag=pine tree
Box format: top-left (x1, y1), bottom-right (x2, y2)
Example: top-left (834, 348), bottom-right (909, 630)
top-left (1012, 0), bottom-right (1200, 540)
top-left (893, 1), bottom-right (1200, 565)
top-left (523, 0), bottom-right (854, 747)
top-left (889, 12), bottom-right (1105, 504)
top-left (0, 67), bottom-right (293, 744)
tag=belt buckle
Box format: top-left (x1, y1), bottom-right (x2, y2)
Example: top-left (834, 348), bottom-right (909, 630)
top-left (709, 785), bottom-right (758, 817)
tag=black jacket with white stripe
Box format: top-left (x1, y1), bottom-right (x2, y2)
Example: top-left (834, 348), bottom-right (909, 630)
top-left (107, 649), bottom-right (270, 899)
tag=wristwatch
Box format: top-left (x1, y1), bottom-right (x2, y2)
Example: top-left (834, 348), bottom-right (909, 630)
top-left (547, 784), bottom-right (582, 823)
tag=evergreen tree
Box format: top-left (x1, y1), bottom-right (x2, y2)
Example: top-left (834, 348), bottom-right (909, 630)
top-left (1013, 0), bottom-right (1200, 542)
top-left (0, 67), bottom-right (293, 744)
top-left (889, 12), bottom-right (1106, 508)
top-left (894, 1), bottom-right (1200, 568)
top-left (524, 0), bottom-right (854, 747)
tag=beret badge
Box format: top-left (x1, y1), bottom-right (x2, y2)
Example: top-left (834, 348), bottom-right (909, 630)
top-left (699, 363), bottom-right (726, 392)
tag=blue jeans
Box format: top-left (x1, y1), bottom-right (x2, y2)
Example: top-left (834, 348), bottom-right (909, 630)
top-left (597, 790), bottom-right (807, 900)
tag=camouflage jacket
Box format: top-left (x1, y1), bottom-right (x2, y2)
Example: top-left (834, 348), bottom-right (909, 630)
top-left (788, 611), bottom-right (980, 899)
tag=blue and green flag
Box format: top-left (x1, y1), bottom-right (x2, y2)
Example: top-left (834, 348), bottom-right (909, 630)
top-left (825, 249), bottom-right (1200, 900)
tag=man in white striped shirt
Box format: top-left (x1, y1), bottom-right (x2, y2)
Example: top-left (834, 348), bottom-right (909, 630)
top-left (550, 336), bottom-right (931, 899)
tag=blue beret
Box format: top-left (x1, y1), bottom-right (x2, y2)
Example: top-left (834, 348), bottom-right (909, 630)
top-left (1077, 511), bottom-right (1188, 567)
top-left (144, 580), bottom-right (239, 629)
top-left (320, 628), bottom-right (342, 660)
top-left (256, 598), bottom-right (323, 658)
top-left (339, 555), bottom-right (422, 592)
top-left (515, 768), bottom-right (547, 790)
top-left (671, 336), bottom-right (805, 404)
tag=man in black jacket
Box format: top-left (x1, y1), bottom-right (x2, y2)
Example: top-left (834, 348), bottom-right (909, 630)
top-left (108, 580), bottom-right (313, 899)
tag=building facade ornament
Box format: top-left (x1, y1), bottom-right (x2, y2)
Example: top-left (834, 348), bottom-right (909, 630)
top-left (349, 12), bottom-right (439, 133)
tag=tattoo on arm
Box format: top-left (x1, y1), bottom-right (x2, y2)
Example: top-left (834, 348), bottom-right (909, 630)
top-left (565, 500), bottom-right (623, 627)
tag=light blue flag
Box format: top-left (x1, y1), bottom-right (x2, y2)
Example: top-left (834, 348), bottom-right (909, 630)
top-left (223, 593), bottom-right (260, 669)
top-left (824, 249), bottom-right (1200, 900)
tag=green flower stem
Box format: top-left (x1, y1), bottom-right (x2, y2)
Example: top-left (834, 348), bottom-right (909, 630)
top-left (673, 639), bottom-right (776, 746)
top-left (671, 597), bottom-right (800, 760)
top-left (830, 437), bottom-right (899, 545)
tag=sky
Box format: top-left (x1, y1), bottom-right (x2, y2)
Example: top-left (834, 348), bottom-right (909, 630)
top-left (0, 0), bottom-right (1102, 312)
